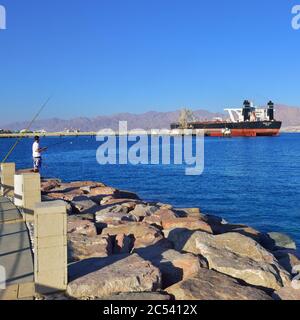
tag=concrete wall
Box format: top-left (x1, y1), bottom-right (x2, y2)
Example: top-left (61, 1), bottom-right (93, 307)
top-left (34, 201), bottom-right (67, 294)
top-left (0, 163), bottom-right (15, 197)
top-left (14, 173), bottom-right (41, 222)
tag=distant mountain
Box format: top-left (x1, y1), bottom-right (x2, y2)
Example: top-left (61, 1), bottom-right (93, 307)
top-left (1, 109), bottom-right (224, 132)
top-left (1, 104), bottom-right (300, 132)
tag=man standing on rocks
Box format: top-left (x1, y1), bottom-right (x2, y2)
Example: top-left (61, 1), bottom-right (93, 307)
top-left (32, 136), bottom-right (47, 173)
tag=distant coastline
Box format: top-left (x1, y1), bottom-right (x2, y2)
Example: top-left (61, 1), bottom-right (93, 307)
top-left (0, 128), bottom-right (299, 138)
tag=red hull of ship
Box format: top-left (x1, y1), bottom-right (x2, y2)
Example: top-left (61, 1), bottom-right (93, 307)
top-left (207, 128), bottom-right (280, 137)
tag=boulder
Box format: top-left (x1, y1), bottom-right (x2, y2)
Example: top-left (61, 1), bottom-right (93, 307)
top-left (144, 209), bottom-right (178, 227)
top-left (114, 190), bottom-right (140, 200)
top-left (68, 234), bottom-right (112, 261)
top-left (162, 217), bottom-right (213, 234)
top-left (166, 268), bottom-right (272, 300)
top-left (130, 204), bottom-right (159, 220)
top-left (67, 254), bottom-right (161, 299)
top-left (46, 190), bottom-right (85, 202)
top-left (71, 196), bottom-right (101, 215)
top-left (101, 223), bottom-right (164, 249)
top-left (266, 232), bottom-right (297, 250)
top-left (196, 241), bottom-right (287, 290)
top-left (167, 230), bottom-right (290, 290)
top-left (95, 205), bottom-right (137, 224)
top-left (41, 179), bottom-right (60, 193)
top-left (67, 218), bottom-right (97, 237)
top-left (174, 208), bottom-right (203, 218)
top-left (102, 292), bottom-right (172, 300)
top-left (272, 284), bottom-right (300, 300)
top-left (113, 234), bottom-right (135, 254)
top-left (276, 252), bottom-right (300, 274)
top-left (135, 246), bottom-right (207, 288)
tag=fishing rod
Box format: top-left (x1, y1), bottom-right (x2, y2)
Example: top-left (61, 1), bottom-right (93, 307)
top-left (2, 96), bottom-right (52, 163)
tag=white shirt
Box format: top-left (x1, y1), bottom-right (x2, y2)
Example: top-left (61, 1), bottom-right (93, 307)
top-left (32, 141), bottom-right (41, 157)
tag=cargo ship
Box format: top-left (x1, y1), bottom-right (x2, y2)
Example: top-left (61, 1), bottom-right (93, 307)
top-left (170, 100), bottom-right (282, 137)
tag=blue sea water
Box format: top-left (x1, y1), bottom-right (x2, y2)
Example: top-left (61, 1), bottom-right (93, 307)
top-left (1, 133), bottom-right (299, 247)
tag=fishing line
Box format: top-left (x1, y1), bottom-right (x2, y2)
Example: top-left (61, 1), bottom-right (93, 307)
top-left (2, 96), bottom-right (52, 163)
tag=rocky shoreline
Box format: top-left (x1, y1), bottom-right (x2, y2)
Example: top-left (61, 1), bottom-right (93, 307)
top-left (37, 178), bottom-right (300, 300)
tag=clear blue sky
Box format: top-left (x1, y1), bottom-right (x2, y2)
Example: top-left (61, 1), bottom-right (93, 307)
top-left (0, 0), bottom-right (300, 124)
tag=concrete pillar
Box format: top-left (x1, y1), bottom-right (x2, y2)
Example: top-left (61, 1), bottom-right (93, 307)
top-left (14, 173), bottom-right (41, 222)
top-left (34, 201), bottom-right (67, 294)
top-left (0, 163), bottom-right (16, 197)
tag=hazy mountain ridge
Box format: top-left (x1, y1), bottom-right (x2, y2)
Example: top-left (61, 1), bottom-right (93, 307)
top-left (2, 105), bottom-right (300, 132)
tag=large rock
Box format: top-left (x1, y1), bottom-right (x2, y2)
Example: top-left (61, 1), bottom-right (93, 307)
top-left (102, 292), bottom-right (172, 300)
top-left (67, 254), bottom-right (161, 299)
top-left (130, 204), bottom-right (159, 220)
top-left (167, 230), bottom-right (290, 290)
top-left (41, 179), bottom-right (61, 193)
top-left (272, 284), bottom-right (300, 300)
top-left (275, 251), bottom-right (300, 274)
top-left (144, 209), bottom-right (178, 227)
top-left (135, 246), bottom-right (206, 288)
top-left (67, 218), bottom-right (97, 237)
top-left (196, 242), bottom-right (287, 290)
top-left (95, 205), bottom-right (137, 224)
top-left (101, 223), bottom-right (164, 249)
top-left (71, 196), bottom-right (101, 215)
top-left (266, 232), bottom-right (297, 250)
top-left (174, 208), bottom-right (203, 218)
top-left (162, 217), bottom-right (213, 234)
top-left (68, 234), bottom-right (112, 261)
top-left (166, 268), bottom-right (272, 300)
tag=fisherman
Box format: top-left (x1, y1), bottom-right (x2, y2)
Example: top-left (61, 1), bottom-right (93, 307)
top-left (32, 136), bottom-right (47, 173)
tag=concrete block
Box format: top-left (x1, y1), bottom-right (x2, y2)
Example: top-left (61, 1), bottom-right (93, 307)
top-left (35, 268), bottom-right (67, 293)
top-left (0, 163), bottom-right (16, 197)
top-left (14, 173), bottom-right (41, 222)
top-left (35, 215), bottom-right (65, 237)
top-left (36, 236), bottom-right (67, 249)
top-left (34, 200), bottom-right (67, 214)
top-left (34, 200), bottom-right (67, 294)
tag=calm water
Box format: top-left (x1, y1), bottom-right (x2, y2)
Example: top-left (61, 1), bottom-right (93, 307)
top-left (1, 134), bottom-right (300, 246)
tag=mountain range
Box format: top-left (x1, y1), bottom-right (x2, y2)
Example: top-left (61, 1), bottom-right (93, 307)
top-left (1, 104), bottom-right (300, 132)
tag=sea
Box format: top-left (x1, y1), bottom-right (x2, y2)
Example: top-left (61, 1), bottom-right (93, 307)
top-left (1, 133), bottom-right (299, 247)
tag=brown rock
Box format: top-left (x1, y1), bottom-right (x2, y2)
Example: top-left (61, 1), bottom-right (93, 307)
top-left (130, 204), bottom-right (159, 220)
top-left (276, 252), bottom-right (300, 274)
top-left (272, 284), bottom-right (300, 300)
top-left (196, 241), bottom-right (287, 290)
top-left (68, 234), bottom-right (112, 261)
top-left (138, 248), bottom-right (206, 288)
top-left (67, 218), bottom-right (97, 237)
top-left (144, 209), bottom-right (178, 227)
top-left (41, 179), bottom-right (60, 192)
top-left (67, 254), bottom-right (161, 299)
top-left (166, 268), bottom-right (272, 300)
top-left (71, 196), bottom-right (101, 215)
top-left (114, 234), bottom-right (134, 254)
top-left (102, 292), bottom-right (172, 300)
top-left (88, 186), bottom-right (117, 196)
top-left (174, 208), bottom-right (202, 218)
top-left (162, 217), bottom-right (213, 234)
top-left (167, 230), bottom-right (290, 290)
top-left (101, 223), bottom-right (164, 249)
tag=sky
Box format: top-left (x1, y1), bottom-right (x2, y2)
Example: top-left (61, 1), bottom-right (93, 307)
top-left (0, 0), bottom-right (300, 124)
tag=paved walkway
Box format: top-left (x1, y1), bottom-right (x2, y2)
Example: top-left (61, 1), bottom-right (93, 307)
top-left (0, 196), bottom-right (34, 300)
